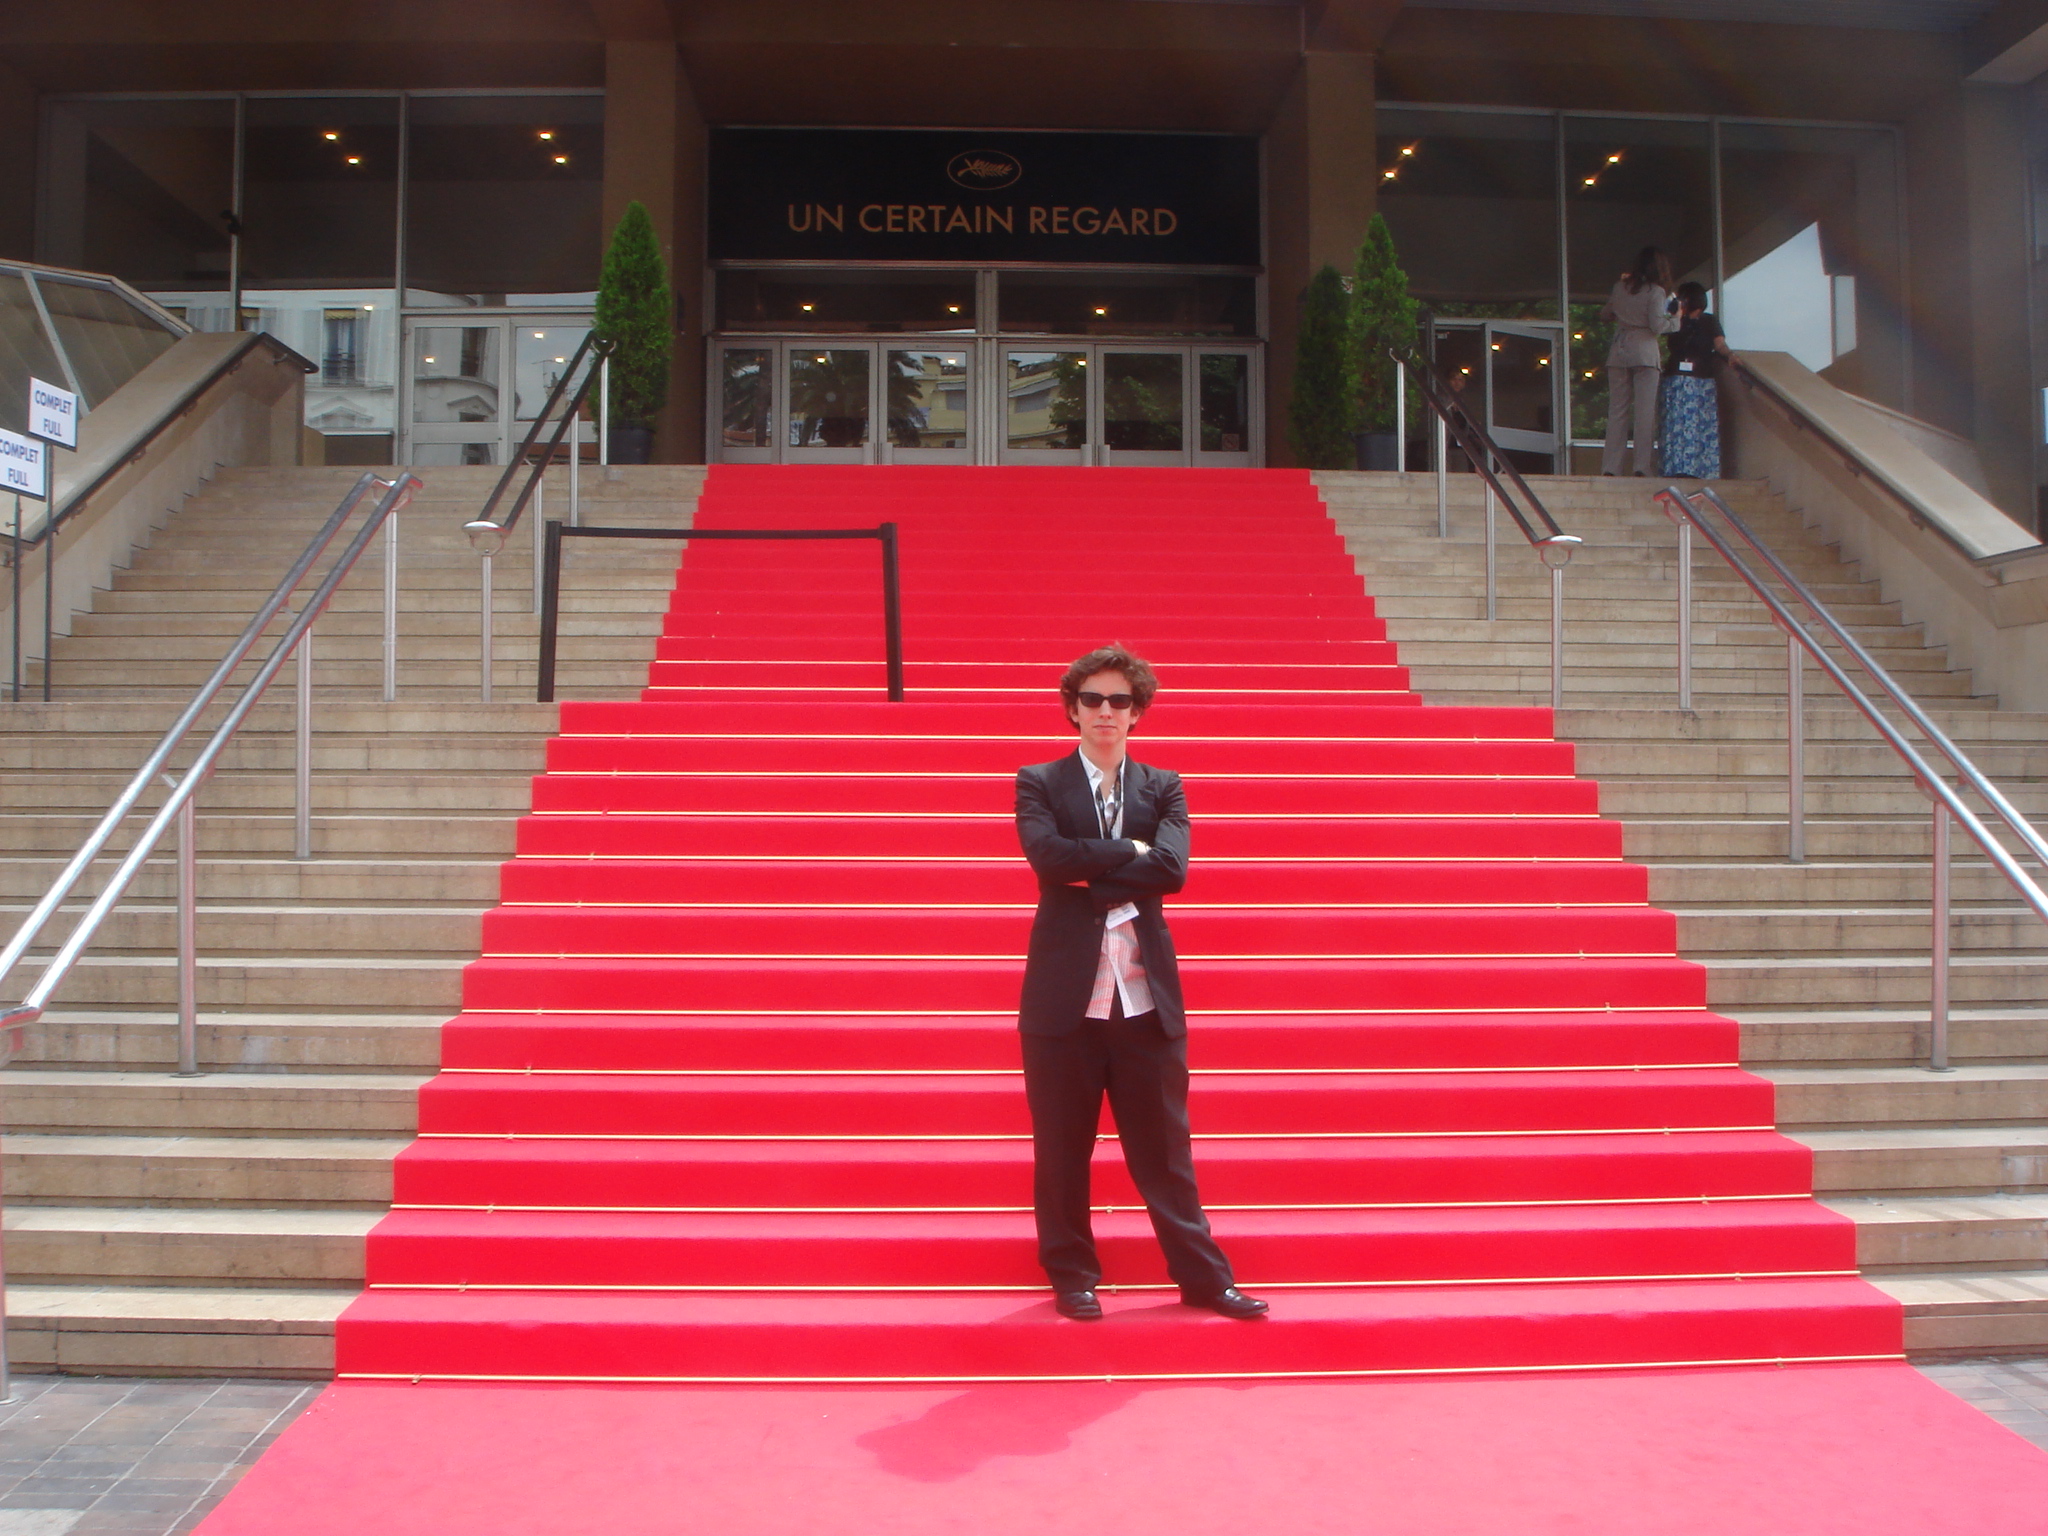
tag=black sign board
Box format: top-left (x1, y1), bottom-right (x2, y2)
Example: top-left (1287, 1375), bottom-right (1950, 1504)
top-left (708, 128), bottom-right (1261, 267)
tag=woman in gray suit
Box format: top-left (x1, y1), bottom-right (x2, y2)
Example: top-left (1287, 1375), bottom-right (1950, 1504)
top-left (1600, 246), bottom-right (1679, 476)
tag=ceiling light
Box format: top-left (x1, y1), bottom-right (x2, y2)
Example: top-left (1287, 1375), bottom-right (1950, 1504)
top-left (554, 356), bottom-right (566, 363)
top-left (1400, 144), bottom-right (1416, 157)
top-left (816, 355), bottom-right (828, 363)
top-left (946, 304), bottom-right (960, 313)
top-left (1607, 153), bottom-right (1623, 163)
top-left (533, 331), bottom-right (545, 338)
top-left (1583, 176), bottom-right (1596, 186)
top-left (1093, 306), bottom-right (1108, 316)
top-left (552, 155), bottom-right (569, 165)
top-left (1382, 169), bottom-right (1398, 180)
top-left (362, 303), bottom-right (374, 311)
top-left (322, 131), bottom-right (340, 141)
top-left (1491, 342), bottom-right (1501, 350)
top-left (422, 355), bottom-right (436, 363)
top-left (800, 303), bottom-right (814, 312)
top-left (346, 156), bottom-right (362, 165)
top-left (538, 130), bottom-right (555, 140)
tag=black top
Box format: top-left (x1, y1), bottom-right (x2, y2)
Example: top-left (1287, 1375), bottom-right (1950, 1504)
top-left (1665, 312), bottom-right (1727, 378)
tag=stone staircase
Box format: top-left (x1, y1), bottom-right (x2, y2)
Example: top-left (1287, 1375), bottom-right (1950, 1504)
top-left (1323, 469), bottom-right (2048, 1359)
top-left (1, 464), bottom-right (700, 1375)
top-left (5, 462), bottom-right (2045, 1376)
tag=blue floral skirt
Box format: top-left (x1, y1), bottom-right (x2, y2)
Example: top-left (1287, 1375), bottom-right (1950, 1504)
top-left (1658, 374), bottom-right (1720, 479)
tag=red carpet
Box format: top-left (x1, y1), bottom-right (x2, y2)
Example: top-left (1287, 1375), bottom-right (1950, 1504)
top-left (194, 465), bottom-right (2048, 1528)
top-left (196, 1366), bottom-right (2048, 1535)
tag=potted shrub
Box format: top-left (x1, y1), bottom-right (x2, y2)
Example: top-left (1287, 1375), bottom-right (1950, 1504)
top-left (1351, 213), bottom-right (1420, 471)
top-left (1287, 264), bottom-right (1359, 470)
top-left (593, 200), bottom-right (672, 465)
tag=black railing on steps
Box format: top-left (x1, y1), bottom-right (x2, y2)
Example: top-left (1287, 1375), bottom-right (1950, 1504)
top-left (537, 522), bottom-right (904, 704)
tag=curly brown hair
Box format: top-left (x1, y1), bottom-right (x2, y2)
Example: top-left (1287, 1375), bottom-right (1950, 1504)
top-left (1059, 645), bottom-right (1157, 729)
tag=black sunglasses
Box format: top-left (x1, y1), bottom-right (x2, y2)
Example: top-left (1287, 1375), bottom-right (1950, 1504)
top-left (1074, 691), bottom-right (1137, 711)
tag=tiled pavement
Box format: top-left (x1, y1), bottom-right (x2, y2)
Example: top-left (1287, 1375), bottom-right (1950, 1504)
top-left (0, 1378), bottom-right (317, 1536)
top-left (0, 1361), bottom-right (2045, 1535)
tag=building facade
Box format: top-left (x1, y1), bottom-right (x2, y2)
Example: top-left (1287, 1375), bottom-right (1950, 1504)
top-left (3, 0), bottom-right (2044, 528)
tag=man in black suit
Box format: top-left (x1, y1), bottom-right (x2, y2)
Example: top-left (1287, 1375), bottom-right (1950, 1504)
top-left (1013, 645), bottom-right (1268, 1323)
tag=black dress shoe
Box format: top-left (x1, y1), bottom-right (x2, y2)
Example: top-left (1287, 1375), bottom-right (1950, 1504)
top-left (1054, 1289), bottom-right (1103, 1320)
top-left (1181, 1286), bottom-right (1269, 1320)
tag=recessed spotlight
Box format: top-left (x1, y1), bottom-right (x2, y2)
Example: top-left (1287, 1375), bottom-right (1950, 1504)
top-left (552, 155), bottom-right (569, 165)
top-left (1607, 152), bottom-right (1623, 163)
top-left (538, 130), bottom-right (555, 140)
top-left (946, 304), bottom-right (960, 313)
top-left (816, 355), bottom-right (828, 363)
top-left (533, 331), bottom-right (545, 339)
top-left (346, 156), bottom-right (363, 165)
top-left (800, 303), bottom-right (814, 312)
top-left (362, 304), bottom-right (374, 311)
top-left (423, 355), bottom-right (437, 363)
top-left (554, 356), bottom-right (566, 363)
top-left (1400, 144), bottom-right (1416, 157)
top-left (322, 131), bottom-right (340, 141)
top-left (1583, 176), bottom-right (1596, 186)
top-left (1092, 306), bottom-right (1108, 316)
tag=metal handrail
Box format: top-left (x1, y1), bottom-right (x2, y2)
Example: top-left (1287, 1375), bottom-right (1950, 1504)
top-left (6, 329), bottom-right (317, 703)
top-left (1656, 483), bottom-right (2048, 1072)
top-left (460, 332), bottom-right (615, 702)
top-left (0, 472), bottom-right (421, 1044)
top-left (1391, 347), bottom-right (1583, 708)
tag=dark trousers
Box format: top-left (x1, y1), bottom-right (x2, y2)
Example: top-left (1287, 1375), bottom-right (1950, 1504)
top-left (1020, 1002), bottom-right (1235, 1296)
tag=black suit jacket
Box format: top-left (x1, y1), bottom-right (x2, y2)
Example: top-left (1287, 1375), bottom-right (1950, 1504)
top-left (1014, 751), bottom-right (1190, 1038)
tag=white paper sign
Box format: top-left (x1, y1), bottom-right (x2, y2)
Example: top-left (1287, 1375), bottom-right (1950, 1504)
top-left (28, 377), bottom-right (77, 448)
top-left (0, 427), bottom-right (47, 499)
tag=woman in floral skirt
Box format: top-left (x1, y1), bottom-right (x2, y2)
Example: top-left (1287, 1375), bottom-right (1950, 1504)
top-left (1659, 282), bottom-right (1732, 479)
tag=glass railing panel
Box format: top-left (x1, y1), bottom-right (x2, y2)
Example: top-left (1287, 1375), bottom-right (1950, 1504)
top-left (35, 276), bottom-right (180, 406)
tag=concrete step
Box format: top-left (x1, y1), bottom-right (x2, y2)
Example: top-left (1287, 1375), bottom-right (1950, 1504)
top-left (2, 1132), bottom-right (404, 1207)
top-left (3, 1206), bottom-right (373, 1286)
top-left (1801, 1125), bottom-right (2048, 1196)
top-left (1877, 1270), bottom-right (2048, 1360)
top-left (1766, 1065), bottom-right (2048, 1129)
top-left (1705, 953), bottom-right (2048, 1009)
top-left (11, 1009), bottom-right (446, 1073)
top-left (2, 1283), bottom-right (347, 1377)
top-left (2, 952), bottom-right (465, 1010)
top-left (1738, 1007), bottom-right (2048, 1068)
top-left (0, 1071), bottom-right (427, 1135)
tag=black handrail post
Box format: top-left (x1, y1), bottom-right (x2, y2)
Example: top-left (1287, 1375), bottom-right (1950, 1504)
top-left (42, 516), bottom-right (55, 702)
top-left (537, 519), bottom-right (565, 705)
top-left (879, 520), bottom-right (904, 702)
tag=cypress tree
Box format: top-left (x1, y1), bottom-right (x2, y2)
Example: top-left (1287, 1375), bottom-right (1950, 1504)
top-left (594, 201), bottom-right (673, 429)
top-left (1288, 264), bottom-right (1359, 469)
top-left (1352, 213), bottom-right (1419, 436)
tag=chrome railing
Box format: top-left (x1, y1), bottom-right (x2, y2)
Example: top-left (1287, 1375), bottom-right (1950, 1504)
top-left (1657, 483), bottom-right (2048, 1073)
top-left (1392, 348), bottom-right (1583, 708)
top-left (0, 469), bottom-right (417, 1402)
top-left (461, 332), bottom-right (615, 702)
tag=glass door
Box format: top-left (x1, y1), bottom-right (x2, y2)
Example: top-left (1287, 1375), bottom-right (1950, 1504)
top-left (718, 344), bottom-right (774, 463)
top-left (1194, 351), bottom-right (1256, 467)
top-left (786, 345), bottom-right (874, 463)
top-left (884, 348), bottom-right (971, 465)
top-left (1099, 348), bottom-right (1187, 467)
top-left (1483, 321), bottom-right (1564, 472)
top-left (406, 319), bottom-right (506, 465)
top-left (404, 314), bottom-right (595, 467)
top-left (1000, 349), bottom-right (1089, 465)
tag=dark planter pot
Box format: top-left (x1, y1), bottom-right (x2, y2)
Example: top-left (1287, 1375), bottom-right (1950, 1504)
top-left (1353, 431), bottom-right (1400, 472)
top-left (607, 425), bottom-right (654, 465)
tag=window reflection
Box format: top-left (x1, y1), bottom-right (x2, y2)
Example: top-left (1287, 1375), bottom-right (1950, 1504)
top-left (787, 349), bottom-right (870, 449)
top-left (722, 350), bottom-right (772, 448)
top-left (1102, 352), bottom-right (1183, 452)
top-left (998, 273), bottom-right (1254, 336)
top-left (887, 351), bottom-right (968, 448)
top-left (1006, 351), bottom-right (1086, 451)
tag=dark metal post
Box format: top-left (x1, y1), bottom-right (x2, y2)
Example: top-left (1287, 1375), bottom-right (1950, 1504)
top-left (42, 515), bottom-right (54, 701)
top-left (537, 519), bottom-right (565, 704)
top-left (880, 521), bottom-right (904, 702)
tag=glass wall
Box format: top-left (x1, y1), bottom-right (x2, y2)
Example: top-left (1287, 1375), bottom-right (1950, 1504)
top-left (1373, 105), bottom-right (1907, 458)
top-left (40, 90), bottom-right (604, 465)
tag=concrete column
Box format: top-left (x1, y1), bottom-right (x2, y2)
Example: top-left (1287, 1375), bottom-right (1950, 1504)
top-left (1264, 50), bottom-right (1377, 467)
top-left (0, 61), bottom-right (40, 262)
top-left (601, 39), bottom-right (705, 462)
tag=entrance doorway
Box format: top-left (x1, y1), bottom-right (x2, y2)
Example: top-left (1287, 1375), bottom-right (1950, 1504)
top-left (402, 314), bottom-right (595, 466)
top-left (1427, 318), bottom-right (1566, 474)
top-left (715, 338), bottom-right (1258, 467)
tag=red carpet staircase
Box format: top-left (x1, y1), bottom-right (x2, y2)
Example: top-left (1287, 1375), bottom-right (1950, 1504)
top-left (336, 465), bottom-right (1901, 1383)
